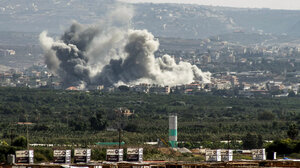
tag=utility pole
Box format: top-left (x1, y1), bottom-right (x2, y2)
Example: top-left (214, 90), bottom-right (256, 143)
top-left (117, 108), bottom-right (123, 149)
top-left (227, 134), bottom-right (230, 149)
top-left (17, 119), bottom-right (32, 150)
top-left (26, 114), bottom-right (29, 150)
top-left (26, 124), bottom-right (29, 150)
top-left (118, 128), bottom-right (121, 149)
top-left (10, 125), bottom-right (13, 145)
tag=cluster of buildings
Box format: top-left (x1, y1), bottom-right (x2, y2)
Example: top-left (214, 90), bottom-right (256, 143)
top-left (157, 34), bottom-right (300, 67)
top-left (126, 73), bottom-right (299, 97)
top-left (212, 71), bottom-right (299, 97)
top-left (0, 49), bottom-right (15, 57)
top-left (0, 65), bottom-right (299, 98)
top-left (0, 67), bottom-right (50, 88)
top-left (239, 80), bottom-right (299, 98)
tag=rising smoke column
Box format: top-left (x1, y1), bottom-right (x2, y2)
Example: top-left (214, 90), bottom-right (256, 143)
top-left (96, 29), bottom-right (211, 86)
top-left (40, 8), bottom-right (210, 88)
top-left (39, 23), bottom-right (99, 87)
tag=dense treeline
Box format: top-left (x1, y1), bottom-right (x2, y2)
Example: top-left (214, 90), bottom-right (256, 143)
top-left (0, 87), bottom-right (299, 145)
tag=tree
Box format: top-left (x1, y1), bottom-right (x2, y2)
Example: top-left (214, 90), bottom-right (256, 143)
top-left (12, 136), bottom-right (27, 148)
top-left (0, 145), bottom-right (15, 163)
top-left (242, 133), bottom-right (258, 149)
top-left (258, 111), bottom-right (275, 120)
top-left (288, 91), bottom-right (296, 97)
top-left (89, 113), bottom-right (107, 131)
top-left (0, 140), bottom-right (8, 146)
top-left (257, 134), bottom-right (263, 148)
top-left (242, 133), bottom-right (264, 149)
top-left (69, 118), bottom-right (88, 131)
top-left (266, 139), bottom-right (294, 156)
top-left (287, 123), bottom-right (298, 140)
top-left (118, 85), bottom-right (130, 92)
top-left (91, 148), bottom-right (106, 160)
top-left (124, 123), bottom-right (138, 132)
top-left (33, 124), bottom-right (49, 131)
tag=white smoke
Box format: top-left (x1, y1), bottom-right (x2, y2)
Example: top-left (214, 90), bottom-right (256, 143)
top-left (40, 6), bottom-right (210, 88)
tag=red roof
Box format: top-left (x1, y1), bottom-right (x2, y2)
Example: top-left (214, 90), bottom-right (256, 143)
top-left (66, 86), bottom-right (78, 90)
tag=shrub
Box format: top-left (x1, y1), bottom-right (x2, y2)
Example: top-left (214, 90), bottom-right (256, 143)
top-left (34, 152), bottom-right (48, 163)
top-left (91, 148), bottom-right (106, 160)
top-left (12, 136), bottom-right (27, 148)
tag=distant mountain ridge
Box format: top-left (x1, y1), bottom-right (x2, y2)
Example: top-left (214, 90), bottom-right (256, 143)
top-left (0, 0), bottom-right (300, 38)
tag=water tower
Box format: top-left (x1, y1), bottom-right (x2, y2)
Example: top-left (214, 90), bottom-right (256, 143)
top-left (169, 114), bottom-right (177, 148)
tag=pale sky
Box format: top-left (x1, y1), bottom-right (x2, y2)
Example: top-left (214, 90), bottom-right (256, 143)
top-left (119, 0), bottom-right (300, 10)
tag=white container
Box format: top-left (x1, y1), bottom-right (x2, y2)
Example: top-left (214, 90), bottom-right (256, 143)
top-left (74, 149), bottom-right (91, 163)
top-left (7, 154), bottom-right (15, 164)
top-left (53, 150), bottom-right (71, 163)
top-left (16, 150), bottom-right (34, 164)
top-left (127, 148), bottom-right (143, 162)
top-left (221, 149), bottom-right (233, 161)
top-left (106, 149), bottom-right (124, 162)
top-left (252, 149), bottom-right (266, 160)
top-left (205, 149), bottom-right (221, 162)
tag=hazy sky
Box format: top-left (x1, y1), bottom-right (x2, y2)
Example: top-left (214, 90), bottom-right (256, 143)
top-left (119, 0), bottom-right (300, 10)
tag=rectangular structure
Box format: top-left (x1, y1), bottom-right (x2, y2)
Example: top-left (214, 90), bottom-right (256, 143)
top-left (74, 149), bottom-right (91, 163)
top-left (221, 149), bottom-right (233, 161)
top-left (16, 150), bottom-right (34, 164)
top-left (53, 150), bottom-right (71, 164)
top-left (205, 149), bottom-right (221, 162)
top-left (127, 148), bottom-right (143, 162)
top-left (252, 149), bottom-right (266, 160)
top-left (7, 154), bottom-right (15, 164)
top-left (169, 114), bottom-right (177, 148)
top-left (106, 149), bottom-right (123, 162)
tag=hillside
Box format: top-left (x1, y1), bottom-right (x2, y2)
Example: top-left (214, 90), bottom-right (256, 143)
top-left (0, 1), bottom-right (300, 38)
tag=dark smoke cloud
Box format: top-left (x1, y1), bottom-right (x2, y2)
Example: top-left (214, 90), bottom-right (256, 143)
top-left (95, 29), bottom-right (159, 86)
top-left (40, 23), bottom-right (98, 87)
top-left (40, 7), bottom-right (210, 89)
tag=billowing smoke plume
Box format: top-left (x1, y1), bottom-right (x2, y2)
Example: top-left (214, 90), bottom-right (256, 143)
top-left (40, 7), bottom-right (210, 88)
